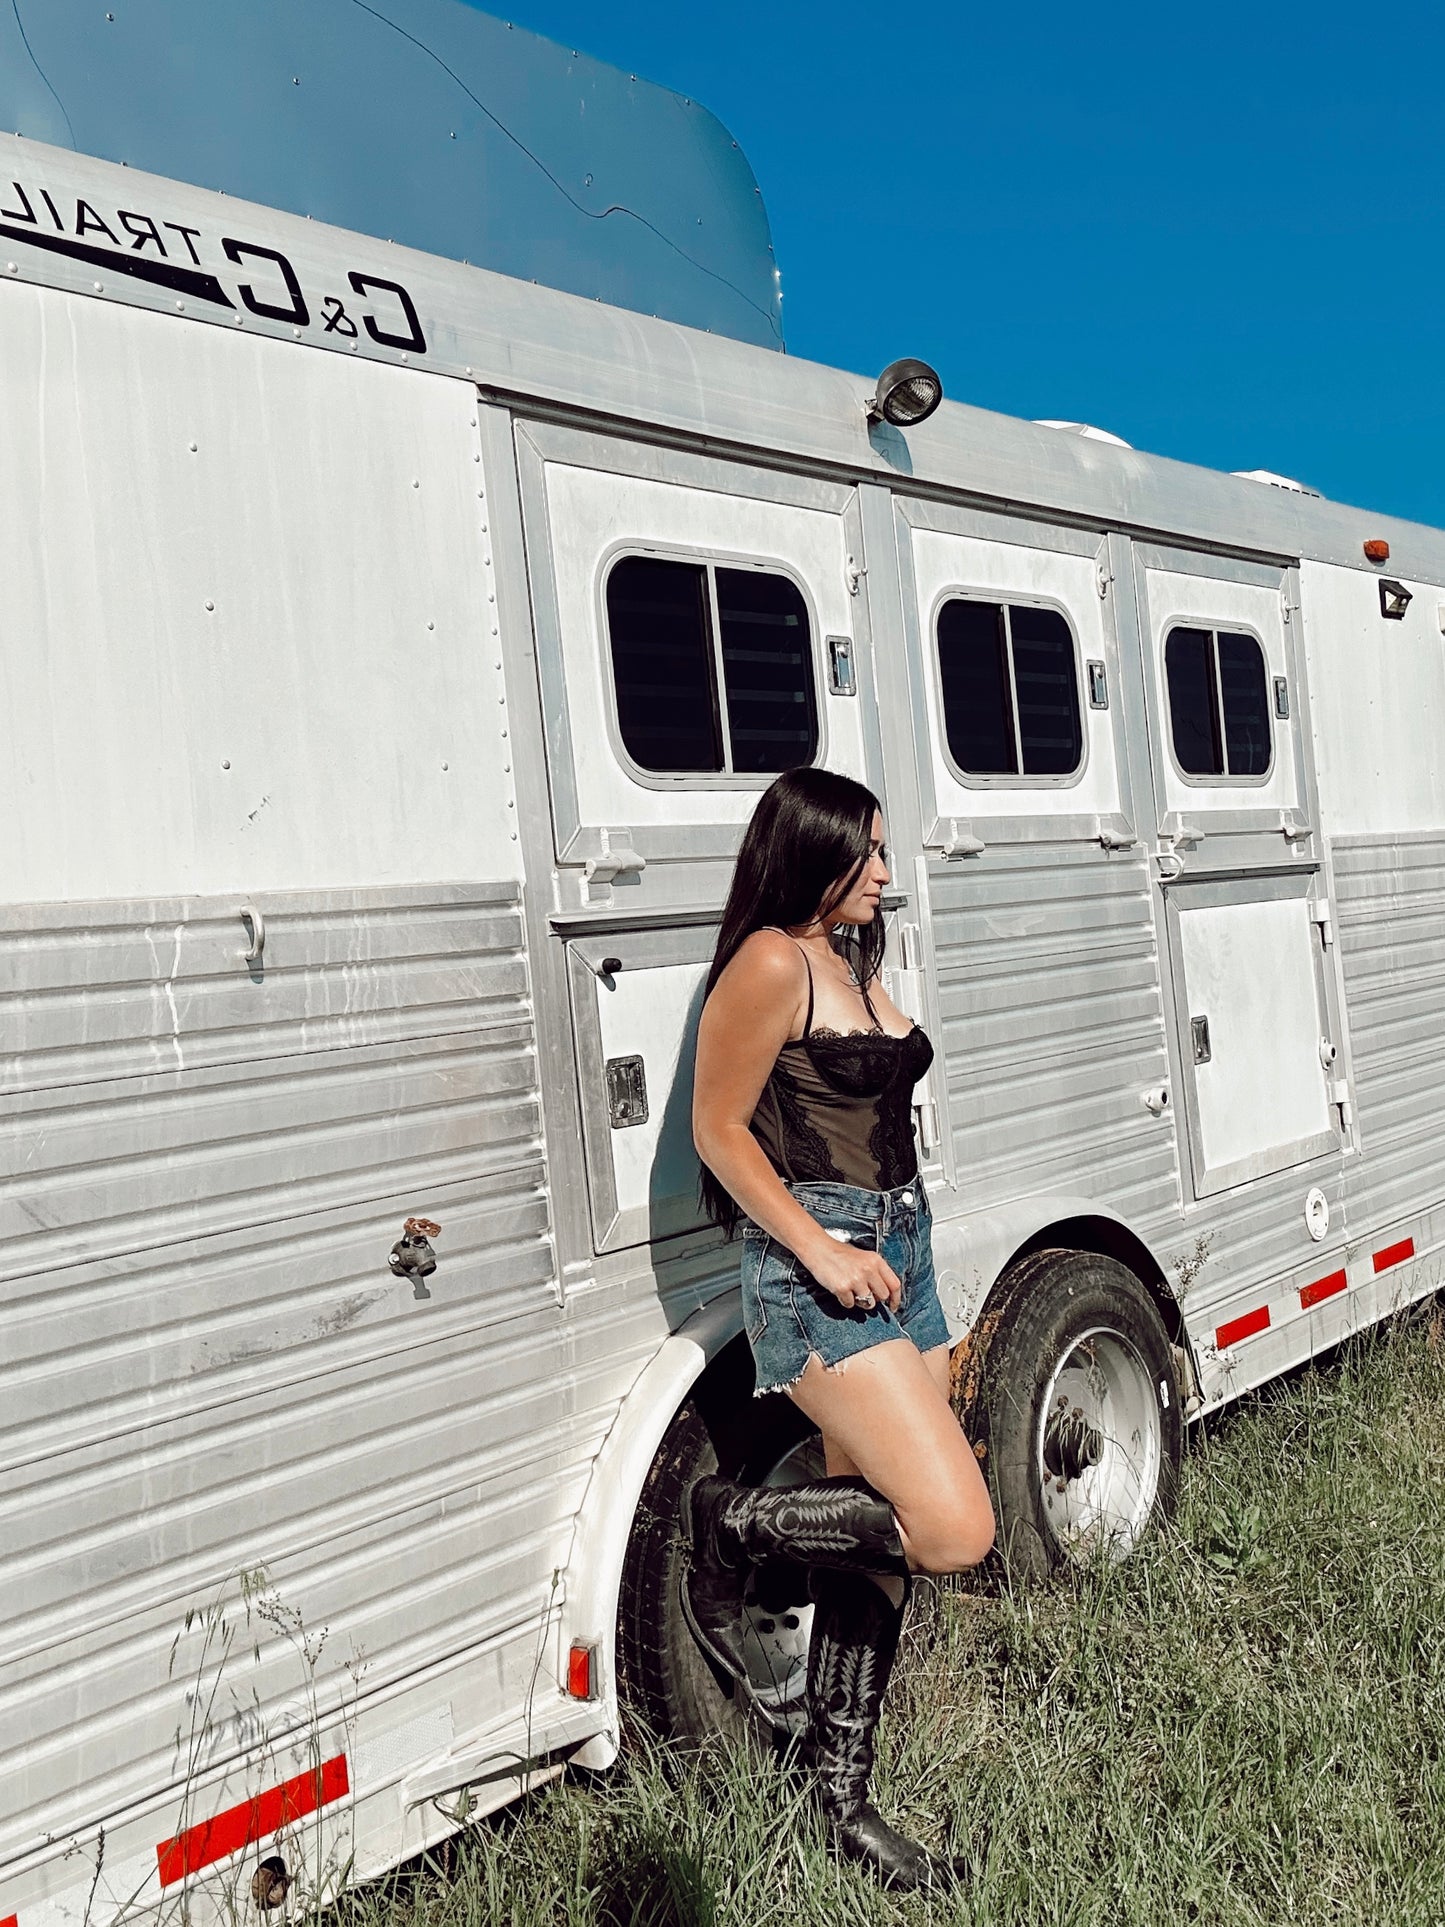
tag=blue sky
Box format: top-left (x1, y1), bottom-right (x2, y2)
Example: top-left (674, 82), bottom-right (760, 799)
top-left (494, 0), bottom-right (1445, 528)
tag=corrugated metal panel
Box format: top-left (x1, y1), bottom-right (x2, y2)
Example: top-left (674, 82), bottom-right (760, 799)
top-left (928, 846), bottom-right (1179, 1223)
top-left (1334, 833), bottom-right (1445, 1222)
top-left (0, 883), bottom-right (580, 1870)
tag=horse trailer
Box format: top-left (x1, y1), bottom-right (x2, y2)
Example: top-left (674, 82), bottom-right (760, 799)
top-left (5, 74), bottom-right (1445, 1927)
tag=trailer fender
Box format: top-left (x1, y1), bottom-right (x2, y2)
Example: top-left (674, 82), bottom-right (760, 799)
top-left (561, 1291), bottom-right (745, 1769)
top-left (932, 1192), bottom-right (1176, 1342)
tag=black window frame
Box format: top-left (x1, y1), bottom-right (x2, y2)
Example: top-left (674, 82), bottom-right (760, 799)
top-left (933, 593), bottom-right (1087, 785)
top-left (1163, 623), bottom-right (1274, 784)
top-left (602, 549), bottom-right (822, 783)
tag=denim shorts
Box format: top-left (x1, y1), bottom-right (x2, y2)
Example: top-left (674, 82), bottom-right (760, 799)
top-left (740, 1179), bottom-right (951, 1395)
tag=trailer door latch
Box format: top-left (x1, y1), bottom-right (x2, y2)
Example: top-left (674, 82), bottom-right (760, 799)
top-left (605, 1055), bottom-right (649, 1128)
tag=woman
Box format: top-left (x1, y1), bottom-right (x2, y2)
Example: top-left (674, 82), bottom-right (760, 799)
top-left (690, 766), bottom-right (995, 1891)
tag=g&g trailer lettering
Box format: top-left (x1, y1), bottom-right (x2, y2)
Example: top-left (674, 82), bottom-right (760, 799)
top-left (6, 36), bottom-right (1445, 1927)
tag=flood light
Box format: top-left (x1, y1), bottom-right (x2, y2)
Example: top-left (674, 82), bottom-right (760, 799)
top-left (1380, 578), bottom-right (1413, 620)
top-left (866, 358), bottom-right (943, 428)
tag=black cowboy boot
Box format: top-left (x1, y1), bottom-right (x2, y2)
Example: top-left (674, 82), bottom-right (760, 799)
top-left (805, 1567), bottom-right (969, 1891)
top-left (683, 1476), bottom-right (907, 1685)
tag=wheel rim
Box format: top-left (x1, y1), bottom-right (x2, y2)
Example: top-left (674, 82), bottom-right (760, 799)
top-left (735, 1435), bottom-right (823, 1728)
top-left (1035, 1325), bottom-right (1160, 1558)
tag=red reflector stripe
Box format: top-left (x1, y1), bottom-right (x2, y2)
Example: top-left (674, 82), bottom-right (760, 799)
top-left (1300, 1269), bottom-right (1348, 1309)
top-left (1216, 1305), bottom-right (1270, 1350)
top-left (156, 1755), bottom-right (348, 1886)
top-left (3, 1912), bottom-right (19, 1927)
top-left (1373, 1237), bottom-right (1415, 1274)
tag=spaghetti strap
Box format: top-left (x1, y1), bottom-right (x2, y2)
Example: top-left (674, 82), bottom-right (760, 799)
top-left (799, 947), bottom-right (816, 1038)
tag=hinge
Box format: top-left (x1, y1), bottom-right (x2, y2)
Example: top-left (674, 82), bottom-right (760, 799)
top-left (939, 819), bottom-right (986, 858)
top-left (1310, 896), bottom-right (1334, 946)
top-left (1329, 1076), bottom-right (1353, 1131)
top-left (585, 829), bottom-right (647, 886)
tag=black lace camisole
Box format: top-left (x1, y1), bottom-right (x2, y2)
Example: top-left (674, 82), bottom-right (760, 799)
top-left (748, 944), bottom-right (935, 1192)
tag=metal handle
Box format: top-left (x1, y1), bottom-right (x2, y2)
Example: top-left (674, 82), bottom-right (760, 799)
top-left (240, 903), bottom-right (265, 964)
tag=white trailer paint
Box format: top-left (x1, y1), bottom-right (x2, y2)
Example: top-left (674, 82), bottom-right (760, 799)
top-left (5, 128), bottom-right (1445, 1927)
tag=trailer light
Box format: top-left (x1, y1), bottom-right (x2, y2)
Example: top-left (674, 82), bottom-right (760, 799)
top-left (1363, 539), bottom-right (1390, 562)
top-left (567, 1643), bottom-right (597, 1700)
top-left (1380, 578), bottom-right (1413, 620)
top-left (865, 357), bottom-right (943, 429)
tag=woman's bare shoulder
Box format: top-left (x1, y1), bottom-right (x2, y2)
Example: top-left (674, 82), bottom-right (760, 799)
top-left (727, 927), bottom-right (806, 982)
top-left (710, 928), bottom-right (808, 1017)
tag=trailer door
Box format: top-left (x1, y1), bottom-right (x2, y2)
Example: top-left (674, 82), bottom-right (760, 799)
top-left (1125, 544), bottom-right (1347, 1197)
top-left (514, 421), bottom-right (885, 1254)
top-left (887, 498), bottom-right (1176, 1237)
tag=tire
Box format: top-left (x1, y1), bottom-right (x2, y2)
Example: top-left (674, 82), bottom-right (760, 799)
top-left (960, 1248), bottom-right (1182, 1583)
top-left (617, 1341), bottom-right (823, 1743)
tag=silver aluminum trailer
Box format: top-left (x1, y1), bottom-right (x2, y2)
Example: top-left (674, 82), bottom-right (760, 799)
top-left (6, 129), bottom-right (1445, 1924)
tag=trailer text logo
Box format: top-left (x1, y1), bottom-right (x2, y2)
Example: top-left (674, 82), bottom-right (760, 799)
top-left (0, 176), bottom-right (426, 353)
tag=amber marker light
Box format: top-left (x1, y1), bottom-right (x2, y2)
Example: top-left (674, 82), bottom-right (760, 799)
top-left (1364, 539), bottom-right (1391, 562)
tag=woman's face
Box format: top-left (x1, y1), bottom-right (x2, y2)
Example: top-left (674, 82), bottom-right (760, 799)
top-left (825, 811), bottom-right (890, 926)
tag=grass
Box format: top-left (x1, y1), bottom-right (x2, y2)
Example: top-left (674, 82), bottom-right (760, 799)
top-left (348, 1307), bottom-right (1445, 1925)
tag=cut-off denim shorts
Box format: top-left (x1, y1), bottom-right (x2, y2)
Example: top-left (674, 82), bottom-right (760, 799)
top-left (740, 1178), bottom-right (951, 1396)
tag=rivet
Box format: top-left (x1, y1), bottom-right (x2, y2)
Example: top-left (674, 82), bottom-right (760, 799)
top-left (292, 327), bottom-right (300, 337)
top-left (204, 599), bottom-right (215, 611)
top-left (487, 592), bottom-right (495, 603)
top-left (221, 758), bottom-right (231, 770)
top-left (292, 75), bottom-right (300, 84)
top-left (175, 300), bottom-right (185, 311)
top-left (189, 441), bottom-right (198, 452)
top-left (5, 262), bottom-right (16, 273)
top-left (441, 760), bottom-right (449, 770)
top-left (426, 620), bottom-right (435, 631)
top-left (412, 479), bottom-right (420, 489)
top-left (93, 281), bottom-right (103, 292)
top-left (474, 453), bottom-right (481, 463)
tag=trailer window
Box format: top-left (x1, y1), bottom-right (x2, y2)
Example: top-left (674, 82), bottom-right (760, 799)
top-left (1165, 626), bottom-right (1271, 777)
top-left (605, 555), bottom-right (818, 776)
top-left (935, 598), bottom-right (1083, 777)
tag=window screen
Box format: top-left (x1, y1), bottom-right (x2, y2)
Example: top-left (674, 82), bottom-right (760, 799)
top-left (936, 598), bottom-right (1083, 778)
top-left (1165, 626), bottom-right (1272, 778)
top-left (606, 555), bottom-right (818, 777)
top-left (716, 568), bottom-right (818, 774)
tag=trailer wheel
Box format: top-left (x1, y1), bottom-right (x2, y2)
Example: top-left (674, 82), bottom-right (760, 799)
top-left (617, 1358), bottom-right (822, 1743)
top-left (960, 1248), bottom-right (1182, 1581)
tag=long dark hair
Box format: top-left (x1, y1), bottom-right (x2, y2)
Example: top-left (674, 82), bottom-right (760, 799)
top-left (698, 767), bottom-right (884, 1234)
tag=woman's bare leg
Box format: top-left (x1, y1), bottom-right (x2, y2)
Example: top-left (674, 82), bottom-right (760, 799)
top-left (820, 1345), bottom-right (951, 1477)
top-left (788, 1339), bottom-right (993, 1574)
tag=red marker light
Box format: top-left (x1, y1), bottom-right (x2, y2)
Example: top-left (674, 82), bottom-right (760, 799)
top-left (1364, 539), bottom-right (1390, 562)
top-left (567, 1644), bottom-right (595, 1700)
